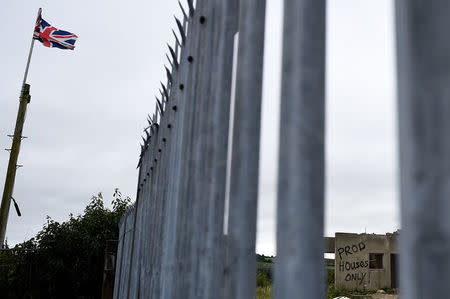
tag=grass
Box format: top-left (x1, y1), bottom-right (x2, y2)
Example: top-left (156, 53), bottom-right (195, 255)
top-left (326, 283), bottom-right (381, 299)
top-left (256, 284), bottom-right (397, 299)
top-left (256, 286), bottom-right (272, 299)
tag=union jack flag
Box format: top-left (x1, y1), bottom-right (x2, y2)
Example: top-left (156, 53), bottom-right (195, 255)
top-left (33, 11), bottom-right (78, 50)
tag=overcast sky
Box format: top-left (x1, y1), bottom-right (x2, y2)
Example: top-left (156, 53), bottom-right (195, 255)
top-left (1, 0), bottom-right (398, 255)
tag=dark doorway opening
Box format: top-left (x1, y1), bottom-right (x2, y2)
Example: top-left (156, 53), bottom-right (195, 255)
top-left (390, 254), bottom-right (398, 289)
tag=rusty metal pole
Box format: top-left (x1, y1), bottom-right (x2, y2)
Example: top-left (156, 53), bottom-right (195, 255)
top-left (0, 84), bottom-right (31, 246)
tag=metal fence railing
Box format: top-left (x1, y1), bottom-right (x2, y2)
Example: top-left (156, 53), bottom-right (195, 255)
top-left (114, 1), bottom-right (450, 298)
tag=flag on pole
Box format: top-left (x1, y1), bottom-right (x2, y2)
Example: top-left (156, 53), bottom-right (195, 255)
top-left (33, 10), bottom-right (78, 50)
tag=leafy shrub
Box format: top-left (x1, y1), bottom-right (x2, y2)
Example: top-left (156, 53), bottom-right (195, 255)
top-left (0, 189), bottom-right (130, 299)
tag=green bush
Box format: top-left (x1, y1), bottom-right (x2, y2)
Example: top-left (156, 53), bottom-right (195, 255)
top-left (0, 189), bottom-right (130, 299)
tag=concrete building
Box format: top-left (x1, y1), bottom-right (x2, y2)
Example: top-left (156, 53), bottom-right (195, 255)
top-left (326, 232), bottom-right (399, 291)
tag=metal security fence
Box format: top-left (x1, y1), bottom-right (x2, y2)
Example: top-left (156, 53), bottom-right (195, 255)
top-left (114, 1), bottom-right (450, 298)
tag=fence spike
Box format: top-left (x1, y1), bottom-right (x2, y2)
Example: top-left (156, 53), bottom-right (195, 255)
top-left (178, 1), bottom-right (188, 20)
top-left (159, 89), bottom-right (165, 102)
top-left (167, 44), bottom-right (179, 69)
top-left (166, 53), bottom-right (173, 68)
top-left (156, 97), bottom-right (164, 116)
top-left (175, 16), bottom-right (186, 45)
top-left (172, 29), bottom-right (181, 48)
top-left (164, 66), bottom-right (173, 85)
top-left (160, 82), bottom-right (169, 100)
top-left (137, 153), bottom-right (143, 168)
top-left (186, 0), bottom-right (194, 16)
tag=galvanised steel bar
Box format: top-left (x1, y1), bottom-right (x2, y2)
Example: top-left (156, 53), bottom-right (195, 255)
top-left (154, 104), bottom-right (166, 299)
top-left (223, 32), bottom-right (239, 299)
top-left (227, 0), bottom-right (266, 297)
top-left (117, 205), bottom-right (136, 298)
top-left (172, 2), bottom-right (204, 297)
top-left (154, 88), bottom-right (172, 297)
top-left (112, 215), bottom-right (126, 299)
top-left (162, 15), bottom-right (193, 299)
top-left (143, 123), bottom-right (160, 299)
top-left (396, 2), bottom-right (450, 298)
top-left (126, 136), bottom-right (149, 298)
top-left (187, 1), bottom-right (219, 298)
top-left (141, 134), bottom-right (157, 298)
top-left (182, 1), bottom-right (208, 294)
top-left (150, 121), bottom-right (166, 298)
top-left (138, 150), bottom-right (151, 298)
top-left (127, 194), bottom-right (141, 297)
top-left (160, 17), bottom-right (188, 299)
top-left (155, 78), bottom-right (175, 298)
top-left (117, 208), bottom-right (129, 298)
top-left (170, 19), bottom-right (200, 299)
top-left (148, 129), bottom-right (160, 299)
top-left (128, 136), bottom-right (152, 298)
top-left (134, 145), bottom-right (151, 298)
top-left (274, 1), bottom-right (327, 298)
top-left (202, 0), bottom-right (239, 297)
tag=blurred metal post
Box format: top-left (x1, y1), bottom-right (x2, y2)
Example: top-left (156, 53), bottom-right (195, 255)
top-left (204, 0), bottom-right (239, 297)
top-left (274, 1), bottom-right (326, 298)
top-left (396, 1), bottom-right (450, 298)
top-left (227, 0), bottom-right (266, 298)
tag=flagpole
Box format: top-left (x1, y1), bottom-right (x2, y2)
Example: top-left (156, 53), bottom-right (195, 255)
top-left (0, 7), bottom-right (40, 246)
top-left (22, 8), bottom-right (41, 87)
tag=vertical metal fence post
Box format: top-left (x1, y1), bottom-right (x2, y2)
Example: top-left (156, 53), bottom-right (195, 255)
top-left (139, 132), bottom-right (158, 298)
top-left (160, 18), bottom-right (186, 299)
top-left (204, 0), bottom-right (239, 297)
top-left (274, 1), bottom-right (326, 298)
top-left (127, 140), bottom-right (148, 298)
top-left (171, 8), bottom-right (200, 299)
top-left (112, 216), bottom-right (126, 299)
top-left (145, 124), bottom-right (160, 298)
top-left (174, 1), bottom-right (203, 296)
top-left (227, 0), bottom-right (266, 298)
top-left (188, 1), bottom-right (217, 297)
top-left (396, 1), bottom-right (450, 298)
top-left (152, 120), bottom-right (166, 298)
top-left (137, 143), bottom-right (151, 298)
top-left (117, 205), bottom-right (135, 298)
